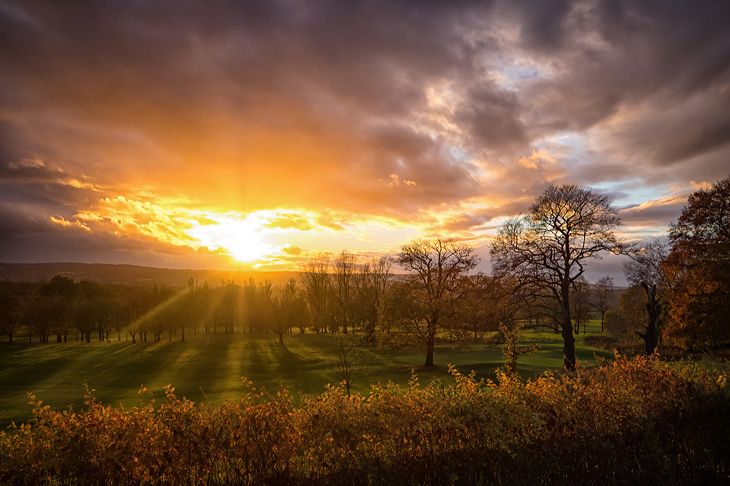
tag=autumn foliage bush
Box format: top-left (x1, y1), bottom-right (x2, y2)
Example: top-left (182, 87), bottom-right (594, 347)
top-left (1, 355), bottom-right (728, 485)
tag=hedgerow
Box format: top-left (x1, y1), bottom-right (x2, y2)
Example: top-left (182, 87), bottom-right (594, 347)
top-left (1, 355), bottom-right (728, 485)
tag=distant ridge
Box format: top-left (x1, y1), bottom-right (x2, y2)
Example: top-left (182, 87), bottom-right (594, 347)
top-left (0, 262), bottom-right (297, 286)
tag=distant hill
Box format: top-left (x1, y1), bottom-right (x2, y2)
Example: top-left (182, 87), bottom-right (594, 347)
top-left (0, 263), bottom-right (298, 287)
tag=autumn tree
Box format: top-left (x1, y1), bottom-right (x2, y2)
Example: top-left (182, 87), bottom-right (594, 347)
top-left (397, 238), bottom-right (478, 367)
top-left (623, 239), bottom-right (669, 354)
top-left (491, 184), bottom-right (624, 369)
top-left (664, 176), bottom-right (730, 350)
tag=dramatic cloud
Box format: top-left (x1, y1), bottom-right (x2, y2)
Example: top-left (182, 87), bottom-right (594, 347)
top-left (1, 0), bottom-right (729, 281)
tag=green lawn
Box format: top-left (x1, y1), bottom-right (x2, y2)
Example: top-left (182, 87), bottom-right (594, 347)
top-left (0, 323), bottom-right (615, 428)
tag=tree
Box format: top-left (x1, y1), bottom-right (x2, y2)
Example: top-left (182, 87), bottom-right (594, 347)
top-left (218, 280), bottom-right (240, 334)
top-left (397, 238), bottom-right (478, 367)
top-left (664, 176), bottom-right (730, 350)
top-left (491, 184), bottom-right (624, 369)
top-left (270, 279), bottom-right (307, 345)
top-left (0, 293), bottom-right (23, 344)
top-left (41, 275), bottom-right (78, 342)
top-left (333, 250), bottom-right (356, 334)
top-left (300, 254), bottom-right (332, 333)
top-left (243, 278), bottom-right (259, 333)
top-left (498, 321), bottom-right (539, 375)
top-left (593, 276), bottom-right (614, 333)
top-left (331, 335), bottom-right (364, 397)
top-left (353, 256), bottom-right (392, 341)
top-left (623, 239), bottom-right (669, 354)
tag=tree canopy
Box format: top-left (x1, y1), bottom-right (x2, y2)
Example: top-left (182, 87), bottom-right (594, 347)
top-left (491, 184), bottom-right (624, 368)
top-left (397, 238), bottom-right (478, 367)
top-left (664, 176), bottom-right (730, 350)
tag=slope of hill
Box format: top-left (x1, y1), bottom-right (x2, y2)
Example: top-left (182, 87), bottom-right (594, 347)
top-left (0, 262), bottom-right (298, 286)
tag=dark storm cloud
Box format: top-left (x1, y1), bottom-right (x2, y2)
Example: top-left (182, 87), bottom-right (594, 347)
top-left (1, 0), bottom-right (729, 265)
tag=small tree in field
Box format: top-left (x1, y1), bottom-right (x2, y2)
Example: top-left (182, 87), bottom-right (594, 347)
top-left (332, 335), bottom-right (364, 397)
top-left (491, 184), bottom-right (625, 369)
top-left (397, 238), bottom-right (478, 367)
top-left (498, 321), bottom-right (540, 375)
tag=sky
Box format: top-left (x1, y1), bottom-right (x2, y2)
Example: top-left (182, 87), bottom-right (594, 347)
top-left (1, 0), bottom-right (730, 284)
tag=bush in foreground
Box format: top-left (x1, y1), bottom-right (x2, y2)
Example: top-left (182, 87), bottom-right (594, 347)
top-left (1, 355), bottom-right (728, 485)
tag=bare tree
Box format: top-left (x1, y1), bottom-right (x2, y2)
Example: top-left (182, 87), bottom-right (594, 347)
top-left (397, 238), bottom-right (478, 367)
top-left (593, 276), bottom-right (614, 333)
top-left (300, 254), bottom-right (332, 333)
top-left (353, 255), bottom-right (392, 341)
top-left (270, 278), bottom-right (307, 345)
top-left (491, 184), bottom-right (625, 369)
top-left (623, 239), bottom-right (669, 354)
top-left (0, 294), bottom-right (23, 344)
top-left (331, 335), bottom-right (364, 397)
top-left (333, 250), bottom-right (356, 334)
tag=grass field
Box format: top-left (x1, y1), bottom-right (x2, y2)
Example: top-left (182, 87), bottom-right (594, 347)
top-left (0, 322), bottom-right (615, 428)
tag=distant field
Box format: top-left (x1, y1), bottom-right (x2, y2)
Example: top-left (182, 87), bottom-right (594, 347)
top-left (0, 322), bottom-right (615, 428)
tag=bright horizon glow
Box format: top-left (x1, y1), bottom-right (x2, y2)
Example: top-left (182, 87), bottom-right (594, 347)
top-left (185, 213), bottom-right (276, 263)
top-left (2, 2), bottom-right (727, 288)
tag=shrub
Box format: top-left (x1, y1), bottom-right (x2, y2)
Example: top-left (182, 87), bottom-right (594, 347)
top-left (1, 356), bottom-right (728, 485)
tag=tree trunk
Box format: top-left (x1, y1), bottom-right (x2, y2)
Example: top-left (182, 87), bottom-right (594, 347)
top-left (641, 282), bottom-right (661, 355)
top-left (562, 322), bottom-right (576, 369)
top-left (424, 329), bottom-right (436, 367)
top-left (561, 285), bottom-right (576, 369)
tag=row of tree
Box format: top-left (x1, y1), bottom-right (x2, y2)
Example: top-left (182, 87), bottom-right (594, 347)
top-left (2, 176), bottom-right (728, 369)
top-left (489, 176), bottom-right (730, 367)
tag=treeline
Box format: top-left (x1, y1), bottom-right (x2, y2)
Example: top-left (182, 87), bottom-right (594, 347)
top-left (0, 277), bottom-right (235, 344)
top-left (1, 355), bottom-right (727, 485)
top-left (2, 175), bottom-right (729, 369)
top-left (0, 252), bottom-right (611, 360)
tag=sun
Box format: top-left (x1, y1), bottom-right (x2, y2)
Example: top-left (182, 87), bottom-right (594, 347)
top-left (185, 213), bottom-right (275, 263)
top-left (221, 233), bottom-right (273, 262)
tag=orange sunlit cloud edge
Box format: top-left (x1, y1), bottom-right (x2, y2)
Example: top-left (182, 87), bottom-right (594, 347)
top-left (2, 1), bottom-right (730, 283)
top-left (42, 181), bottom-right (702, 275)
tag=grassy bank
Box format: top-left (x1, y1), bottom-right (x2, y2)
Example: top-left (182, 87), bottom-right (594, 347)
top-left (0, 323), bottom-right (614, 428)
top-left (2, 355), bottom-right (728, 485)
